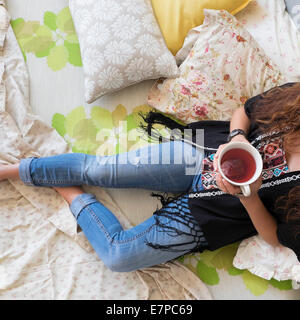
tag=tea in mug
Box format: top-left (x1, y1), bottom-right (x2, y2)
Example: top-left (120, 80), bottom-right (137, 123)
top-left (220, 148), bottom-right (256, 183)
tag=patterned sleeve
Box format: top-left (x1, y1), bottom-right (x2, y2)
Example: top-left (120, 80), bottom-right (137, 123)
top-left (277, 223), bottom-right (300, 261)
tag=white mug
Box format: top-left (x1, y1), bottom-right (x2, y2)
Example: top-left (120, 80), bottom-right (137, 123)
top-left (217, 141), bottom-right (263, 197)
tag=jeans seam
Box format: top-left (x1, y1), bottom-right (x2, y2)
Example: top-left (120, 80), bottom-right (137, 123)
top-left (35, 179), bottom-right (80, 184)
top-left (84, 200), bottom-right (155, 245)
top-left (84, 201), bottom-right (112, 241)
top-left (70, 194), bottom-right (97, 220)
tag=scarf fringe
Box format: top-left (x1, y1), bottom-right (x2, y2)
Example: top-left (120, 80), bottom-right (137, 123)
top-left (151, 192), bottom-right (183, 207)
top-left (146, 194), bottom-right (209, 253)
top-left (138, 110), bottom-right (191, 144)
top-left (139, 110), bottom-right (187, 133)
top-left (138, 111), bottom-right (209, 253)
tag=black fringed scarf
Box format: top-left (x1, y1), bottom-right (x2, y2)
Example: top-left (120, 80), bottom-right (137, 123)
top-left (139, 110), bottom-right (187, 135)
top-left (138, 110), bottom-right (191, 144)
top-left (137, 110), bottom-right (209, 253)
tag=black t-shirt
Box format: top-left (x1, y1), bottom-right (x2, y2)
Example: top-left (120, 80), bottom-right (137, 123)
top-left (187, 83), bottom-right (300, 260)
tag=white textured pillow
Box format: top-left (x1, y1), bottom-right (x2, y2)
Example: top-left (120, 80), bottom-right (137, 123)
top-left (69, 0), bottom-right (179, 103)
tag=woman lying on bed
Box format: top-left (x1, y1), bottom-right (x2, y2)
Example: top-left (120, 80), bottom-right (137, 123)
top-left (1, 82), bottom-right (300, 272)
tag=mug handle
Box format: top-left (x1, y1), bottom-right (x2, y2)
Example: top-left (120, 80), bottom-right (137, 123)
top-left (240, 185), bottom-right (251, 197)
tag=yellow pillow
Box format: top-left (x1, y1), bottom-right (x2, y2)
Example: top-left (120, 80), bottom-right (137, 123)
top-left (151, 0), bottom-right (252, 55)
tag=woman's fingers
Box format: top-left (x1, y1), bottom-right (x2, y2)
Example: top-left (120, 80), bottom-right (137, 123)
top-left (213, 144), bottom-right (226, 171)
top-left (216, 173), bottom-right (228, 193)
top-left (213, 151), bottom-right (220, 171)
top-left (216, 173), bottom-right (241, 195)
top-left (222, 179), bottom-right (241, 195)
top-left (213, 154), bottom-right (219, 171)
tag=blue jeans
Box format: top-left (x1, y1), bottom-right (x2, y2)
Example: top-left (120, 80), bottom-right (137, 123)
top-left (19, 141), bottom-right (206, 272)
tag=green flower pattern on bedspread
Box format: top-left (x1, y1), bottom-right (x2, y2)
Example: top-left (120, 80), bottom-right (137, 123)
top-left (12, 6), bottom-right (293, 297)
top-left (52, 104), bottom-right (162, 155)
top-left (11, 7), bottom-right (82, 70)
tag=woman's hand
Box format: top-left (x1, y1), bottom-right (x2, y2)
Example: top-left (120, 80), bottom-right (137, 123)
top-left (216, 172), bottom-right (241, 195)
top-left (216, 172), bottom-right (262, 197)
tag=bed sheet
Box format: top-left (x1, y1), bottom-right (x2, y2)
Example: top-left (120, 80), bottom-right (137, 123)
top-left (235, 0), bottom-right (300, 82)
top-left (7, 0), bottom-right (300, 300)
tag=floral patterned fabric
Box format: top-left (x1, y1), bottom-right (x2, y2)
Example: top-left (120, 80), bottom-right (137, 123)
top-left (260, 138), bottom-right (289, 180)
top-left (235, 0), bottom-right (300, 83)
top-left (233, 234), bottom-right (300, 284)
top-left (147, 10), bottom-right (286, 124)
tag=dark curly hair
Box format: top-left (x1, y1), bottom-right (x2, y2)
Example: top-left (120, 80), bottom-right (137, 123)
top-left (253, 83), bottom-right (300, 151)
top-left (254, 83), bottom-right (300, 230)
